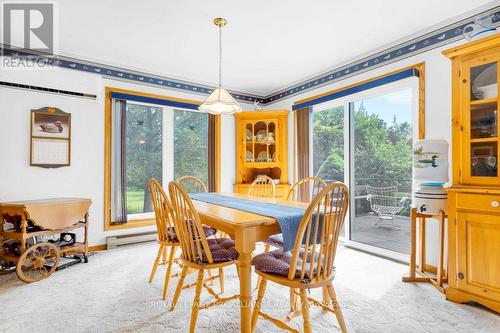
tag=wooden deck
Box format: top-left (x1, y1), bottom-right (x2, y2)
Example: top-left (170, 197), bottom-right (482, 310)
top-left (350, 214), bottom-right (411, 255)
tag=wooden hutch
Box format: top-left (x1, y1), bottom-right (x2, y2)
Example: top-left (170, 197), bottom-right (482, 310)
top-left (234, 110), bottom-right (290, 197)
top-left (443, 33), bottom-right (500, 313)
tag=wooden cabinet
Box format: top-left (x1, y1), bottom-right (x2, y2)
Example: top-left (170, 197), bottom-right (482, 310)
top-left (234, 110), bottom-right (290, 197)
top-left (443, 34), bottom-right (500, 313)
top-left (445, 34), bottom-right (500, 186)
top-left (446, 188), bottom-right (500, 312)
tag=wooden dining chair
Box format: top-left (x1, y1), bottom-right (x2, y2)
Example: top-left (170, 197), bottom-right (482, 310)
top-left (248, 175), bottom-right (275, 198)
top-left (264, 177), bottom-right (327, 250)
top-left (287, 177), bottom-right (328, 203)
top-left (177, 175), bottom-right (227, 244)
top-left (176, 175), bottom-right (208, 193)
top-left (148, 178), bottom-right (217, 299)
top-left (168, 181), bottom-right (240, 333)
top-left (148, 178), bottom-right (182, 300)
top-left (251, 182), bottom-right (349, 333)
top-left (257, 177), bottom-right (328, 304)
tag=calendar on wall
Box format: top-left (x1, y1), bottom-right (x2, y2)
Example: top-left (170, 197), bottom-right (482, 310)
top-left (30, 107), bottom-right (71, 168)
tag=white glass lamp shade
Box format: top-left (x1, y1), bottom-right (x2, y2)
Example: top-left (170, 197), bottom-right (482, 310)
top-left (413, 139), bottom-right (449, 184)
top-left (198, 87), bottom-right (242, 115)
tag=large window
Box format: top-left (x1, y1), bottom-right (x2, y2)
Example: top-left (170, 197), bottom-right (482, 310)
top-left (105, 89), bottom-right (217, 229)
top-left (125, 103), bottom-right (163, 215)
top-left (311, 80), bottom-right (418, 258)
top-left (173, 110), bottom-right (209, 185)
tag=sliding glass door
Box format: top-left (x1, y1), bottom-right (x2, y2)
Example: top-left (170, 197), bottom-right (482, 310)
top-left (349, 88), bottom-right (413, 255)
top-left (312, 105), bottom-right (345, 183)
top-left (311, 82), bottom-right (416, 258)
top-left (312, 104), bottom-right (346, 236)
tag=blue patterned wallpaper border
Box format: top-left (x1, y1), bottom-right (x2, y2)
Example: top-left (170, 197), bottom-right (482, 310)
top-left (262, 8), bottom-right (500, 104)
top-left (0, 46), bottom-right (265, 104)
top-left (1, 7), bottom-right (498, 105)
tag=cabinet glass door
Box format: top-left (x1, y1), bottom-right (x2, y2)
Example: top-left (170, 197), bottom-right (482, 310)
top-left (244, 122), bottom-right (254, 162)
top-left (268, 122), bottom-right (277, 162)
top-left (465, 58), bottom-right (500, 182)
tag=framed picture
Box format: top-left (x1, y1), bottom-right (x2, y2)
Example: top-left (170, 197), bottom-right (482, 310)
top-left (30, 107), bottom-right (71, 168)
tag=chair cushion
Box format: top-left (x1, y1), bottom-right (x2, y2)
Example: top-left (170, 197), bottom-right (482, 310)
top-left (264, 233), bottom-right (284, 247)
top-left (165, 225), bottom-right (217, 242)
top-left (201, 238), bottom-right (239, 263)
top-left (252, 249), bottom-right (331, 279)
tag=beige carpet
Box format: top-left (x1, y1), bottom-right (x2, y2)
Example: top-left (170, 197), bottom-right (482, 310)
top-left (0, 242), bottom-right (498, 333)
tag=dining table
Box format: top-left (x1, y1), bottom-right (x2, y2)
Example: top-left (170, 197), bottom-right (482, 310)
top-left (191, 192), bottom-right (317, 333)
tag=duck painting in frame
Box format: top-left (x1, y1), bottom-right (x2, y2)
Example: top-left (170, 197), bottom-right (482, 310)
top-left (30, 107), bottom-right (71, 168)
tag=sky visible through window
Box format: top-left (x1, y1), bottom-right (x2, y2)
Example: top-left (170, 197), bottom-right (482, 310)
top-left (357, 88), bottom-right (412, 124)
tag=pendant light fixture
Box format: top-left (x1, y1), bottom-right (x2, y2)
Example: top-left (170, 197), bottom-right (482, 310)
top-left (198, 17), bottom-right (242, 114)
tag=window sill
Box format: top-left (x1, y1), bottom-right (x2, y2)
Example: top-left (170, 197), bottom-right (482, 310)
top-left (105, 218), bottom-right (156, 231)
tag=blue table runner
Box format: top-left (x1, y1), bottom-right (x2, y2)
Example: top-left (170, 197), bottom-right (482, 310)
top-left (190, 193), bottom-right (313, 252)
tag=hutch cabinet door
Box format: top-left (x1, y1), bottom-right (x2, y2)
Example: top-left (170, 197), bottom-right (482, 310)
top-left (460, 52), bottom-right (500, 185)
top-left (455, 211), bottom-right (500, 300)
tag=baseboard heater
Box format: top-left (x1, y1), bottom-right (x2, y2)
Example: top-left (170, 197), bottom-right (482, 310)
top-left (106, 231), bottom-right (157, 249)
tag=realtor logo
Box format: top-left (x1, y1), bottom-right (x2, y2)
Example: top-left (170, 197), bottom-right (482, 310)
top-left (2, 2), bottom-right (55, 53)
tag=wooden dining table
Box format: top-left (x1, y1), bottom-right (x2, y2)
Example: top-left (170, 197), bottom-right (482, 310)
top-left (191, 192), bottom-right (309, 333)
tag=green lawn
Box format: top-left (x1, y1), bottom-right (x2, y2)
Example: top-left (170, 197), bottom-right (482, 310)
top-left (127, 188), bottom-right (145, 214)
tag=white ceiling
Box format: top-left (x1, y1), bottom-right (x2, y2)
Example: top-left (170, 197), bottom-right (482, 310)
top-left (23, 1), bottom-right (500, 95)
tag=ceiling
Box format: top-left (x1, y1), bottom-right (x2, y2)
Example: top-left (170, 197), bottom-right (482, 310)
top-left (14, 1), bottom-right (500, 96)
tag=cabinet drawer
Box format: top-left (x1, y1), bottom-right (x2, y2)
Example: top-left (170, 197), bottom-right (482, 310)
top-left (457, 193), bottom-right (500, 214)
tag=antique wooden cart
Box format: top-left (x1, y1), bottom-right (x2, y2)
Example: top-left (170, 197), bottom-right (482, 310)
top-left (0, 198), bottom-right (91, 283)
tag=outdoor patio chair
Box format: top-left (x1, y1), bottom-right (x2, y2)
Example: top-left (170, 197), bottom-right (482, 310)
top-left (366, 185), bottom-right (409, 230)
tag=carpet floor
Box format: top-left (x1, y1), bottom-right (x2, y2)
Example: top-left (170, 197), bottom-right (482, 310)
top-left (0, 242), bottom-right (498, 333)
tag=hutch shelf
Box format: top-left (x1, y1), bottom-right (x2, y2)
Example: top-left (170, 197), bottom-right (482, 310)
top-left (443, 33), bottom-right (500, 313)
top-left (234, 110), bottom-right (290, 197)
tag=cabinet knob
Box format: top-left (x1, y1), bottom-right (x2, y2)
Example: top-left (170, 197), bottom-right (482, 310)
top-left (491, 201), bottom-right (499, 208)
top-left (458, 272), bottom-right (464, 280)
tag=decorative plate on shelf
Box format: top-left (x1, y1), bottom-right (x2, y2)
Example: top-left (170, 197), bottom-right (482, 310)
top-left (256, 130), bottom-right (267, 142)
top-left (246, 151), bottom-right (253, 162)
top-left (256, 151), bottom-right (267, 162)
top-left (245, 129), bottom-right (253, 141)
top-left (472, 64), bottom-right (498, 99)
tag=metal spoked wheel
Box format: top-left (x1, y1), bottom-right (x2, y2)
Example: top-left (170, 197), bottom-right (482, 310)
top-left (16, 242), bottom-right (59, 283)
top-left (0, 258), bottom-right (16, 275)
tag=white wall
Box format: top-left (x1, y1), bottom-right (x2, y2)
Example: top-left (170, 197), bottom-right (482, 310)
top-left (0, 66), bottom-right (252, 246)
top-left (266, 39), bottom-right (468, 264)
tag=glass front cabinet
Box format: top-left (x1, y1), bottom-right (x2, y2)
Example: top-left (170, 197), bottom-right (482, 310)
top-left (234, 110), bottom-right (290, 197)
top-left (444, 34), bottom-right (500, 313)
top-left (463, 56), bottom-right (499, 184)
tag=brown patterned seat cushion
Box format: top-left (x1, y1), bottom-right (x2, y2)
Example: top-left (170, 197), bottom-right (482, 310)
top-left (252, 249), bottom-right (331, 279)
top-left (165, 225), bottom-right (217, 242)
top-left (264, 233), bottom-right (284, 247)
top-left (201, 238), bottom-right (239, 263)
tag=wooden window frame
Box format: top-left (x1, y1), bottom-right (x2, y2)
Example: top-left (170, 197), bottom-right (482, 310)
top-left (104, 87), bottom-right (220, 231)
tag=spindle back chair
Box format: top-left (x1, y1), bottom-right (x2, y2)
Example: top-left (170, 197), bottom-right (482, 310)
top-left (252, 182), bottom-right (349, 333)
top-left (176, 175), bottom-right (208, 193)
top-left (147, 178), bottom-right (181, 300)
top-left (287, 177), bottom-right (327, 203)
top-left (168, 181), bottom-right (239, 333)
top-left (248, 175), bottom-right (275, 198)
